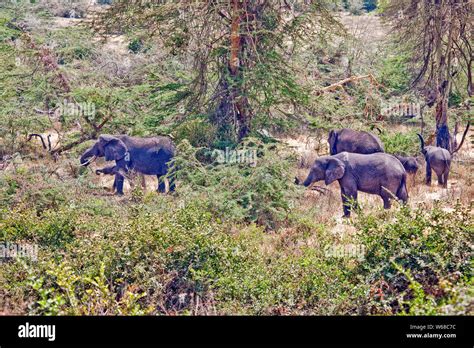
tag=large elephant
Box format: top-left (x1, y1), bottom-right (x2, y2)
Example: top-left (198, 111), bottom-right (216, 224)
top-left (300, 152), bottom-right (408, 217)
top-left (80, 134), bottom-right (176, 195)
top-left (328, 128), bottom-right (385, 155)
top-left (417, 134), bottom-right (451, 188)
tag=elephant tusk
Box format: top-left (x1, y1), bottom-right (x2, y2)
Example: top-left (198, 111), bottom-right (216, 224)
top-left (81, 155), bottom-right (97, 166)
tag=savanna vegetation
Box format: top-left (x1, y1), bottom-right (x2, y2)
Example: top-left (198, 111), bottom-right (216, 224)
top-left (0, 0), bottom-right (472, 315)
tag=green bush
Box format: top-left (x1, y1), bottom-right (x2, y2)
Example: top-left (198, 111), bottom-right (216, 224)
top-left (352, 202), bottom-right (473, 314)
top-left (2, 207), bottom-right (76, 249)
top-left (379, 129), bottom-right (419, 155)
top-left (0, 182), bottom-right (471, 315)
top-left (46, 27), bottom-right (96, 64)
top-left (172, 139), bottom-right (299, 229)
top-left (378, 52), bottom-right (411, 93)
top-left (173, 118), bottom-right (218, 147)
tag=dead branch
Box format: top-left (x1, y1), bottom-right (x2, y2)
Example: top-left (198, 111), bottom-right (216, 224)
top-left (50, 134), bottom-right (95, 156)
top-left (34, 108), bottom-right (56, 115)
top-left (314, 74), bottom-right (382, 95)
top-left (451, 122), bottom-right (471, 154)
top-left (310, 185), bottom-right (330, 194)
top-left (28, 133), bottom-right (48, 150)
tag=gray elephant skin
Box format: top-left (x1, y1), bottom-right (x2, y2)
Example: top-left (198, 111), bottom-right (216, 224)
top-left (417, 134), bottom-right (451, 188)
top-left (301, 152), bottom-right (408, 217)
top-left (328, 128), bottom-right (385, 155)
top-left (80, 134), bottom-right (176, 195)
top-left (393, 154), bottom-right (419, 175)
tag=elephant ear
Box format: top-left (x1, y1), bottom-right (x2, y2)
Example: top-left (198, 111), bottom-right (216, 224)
top-left (325, 157), bottom-right (345, 185)
top-left (99, 135), bottom-right (128, 161)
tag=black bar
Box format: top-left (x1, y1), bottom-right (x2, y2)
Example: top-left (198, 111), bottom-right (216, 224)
top-left (0, 316), bottom-right (471, 347)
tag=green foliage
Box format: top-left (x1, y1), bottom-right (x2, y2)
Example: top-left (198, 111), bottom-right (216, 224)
top-left (0, 171), bottom-right (471, 315)
top-left (448, 90), bottom-right (462, 107)
top-left (173, 118), bottom-right (217, 147)
top-left (46, 27), bottom-right (96, 64)
top-left (128, 38), bottom-right (143, 53)
top-left (353, 202), bottom-right (473, 314)
top-left (0, 195), bottom-right (358, 315)
top-left (378, 52), bottom-right (411, 93)
top-left (2, 207), bottom-right (76, 249)
top-left (172, 139), bottom-right (299, 229)
top-left (379, 129), bottom-right (419, 155)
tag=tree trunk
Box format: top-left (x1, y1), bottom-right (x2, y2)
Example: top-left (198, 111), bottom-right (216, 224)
top-left (213, 0), bottom-right (252, 141)
top-left (434, 1), bottom-right (453, 151)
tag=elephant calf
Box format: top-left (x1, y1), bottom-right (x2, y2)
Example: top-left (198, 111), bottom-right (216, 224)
top-left (417, 134), bottom-right (451, 188)
top-left (80, 134), bottom-right (176, 195)
top-left (393, 155), bottom-right (419, 175)
top-left (301, 152), bottom-right (408, 217)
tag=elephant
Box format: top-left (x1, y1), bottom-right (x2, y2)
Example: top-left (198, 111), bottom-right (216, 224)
top-left (393, 155), bottom-right (419, 175)
top-left (80, 134), bottom-right (176, 195)
top-left (416, 123), bottom-right (470, 188)
top-left (299, 152), bottom-right (408, 217)
top-left (417, 134), bottom-right (451, 188)
top-left (328, 128), bottom-right (385, 155)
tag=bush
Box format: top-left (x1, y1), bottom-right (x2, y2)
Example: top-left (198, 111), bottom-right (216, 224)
top-left (352, 202), bottom-right (473, 314)
top-left (48, 27), bottom-right (96, 64)
top-left (379, 129), bottom-right (419, 155)
top-left (0, 178), bottom-right (471, 315)
top-left (2, 207), bottom-right (76, 249)
top-left (173, 118), bottom-right (218, 148)
top-left (172, 139), bottom-right (299, 229)
top-left (378, 52), bottom-right (411, 93)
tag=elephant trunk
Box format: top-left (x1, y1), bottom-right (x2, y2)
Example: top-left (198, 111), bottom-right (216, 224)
top-left (80, 147), bottom-right (97, 166)
top-left (302, 175), bottom-right (313, 187)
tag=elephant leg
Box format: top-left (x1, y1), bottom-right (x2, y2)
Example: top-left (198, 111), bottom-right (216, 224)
top-left (95, 165), bottom-right (120, 192)
top-left (157, 175), bottom-right (166, 193)
top-left (425, 161), bottom-right (432, 185)
top-left (381, 192), bottom-right (392, 209)
top-left (437, 173), bottom-right (444, 186)
top-left (397, 182), bottom-right (408, 204)
top-left (115, 174), bottom-right (125, 195)
top-left (341, 187), bottom-right (358, 218)
top-left (442, 168), bottom-right (449, 188)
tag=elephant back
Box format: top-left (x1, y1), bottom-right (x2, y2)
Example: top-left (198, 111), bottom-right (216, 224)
top-left (337, 128), bottom-right (384, 155)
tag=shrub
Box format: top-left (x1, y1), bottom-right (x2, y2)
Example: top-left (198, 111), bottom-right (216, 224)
top-left (352, 202), bottom-right (473, 314)
top-left (172, 139), bottom-right (299, 229)
top-left (379, 129), bottom-right (419, 155)
top-left (173, 118), bottom-right (218, 148)
top-left (378, 52), bottom-right (411, 93)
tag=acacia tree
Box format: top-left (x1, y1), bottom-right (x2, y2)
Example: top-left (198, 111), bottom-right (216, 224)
top-left (383, 0), bottom-right (472, 150)
top-left (94, 0), bottom-right (343, 141)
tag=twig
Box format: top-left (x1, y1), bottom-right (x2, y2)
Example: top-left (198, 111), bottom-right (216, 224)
top-left (314, 74), bottom-right (382, 95)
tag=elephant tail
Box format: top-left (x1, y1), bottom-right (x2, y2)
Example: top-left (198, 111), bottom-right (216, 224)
top-left (396, 173), bottom-right (408, 203)
top-left (417, 133), bottom-right (425, 152)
